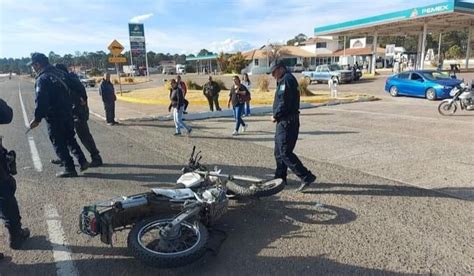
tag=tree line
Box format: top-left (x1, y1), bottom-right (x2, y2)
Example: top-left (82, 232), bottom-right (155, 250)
top-left (2, 31), bottom-right (469, 74)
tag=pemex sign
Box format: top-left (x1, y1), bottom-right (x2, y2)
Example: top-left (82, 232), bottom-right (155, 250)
top-left (129, 23), bottom-right (146, 57)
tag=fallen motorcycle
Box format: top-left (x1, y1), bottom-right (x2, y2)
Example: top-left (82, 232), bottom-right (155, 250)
top-left (438, 82), bottom-right (474, 116)
top-left (79, 147), bottom-right (284, 268)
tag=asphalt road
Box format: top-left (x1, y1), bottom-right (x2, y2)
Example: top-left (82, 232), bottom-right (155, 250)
top-left (0, 76), bottom-right (473, 275)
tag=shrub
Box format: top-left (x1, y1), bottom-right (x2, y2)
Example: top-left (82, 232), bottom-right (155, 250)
top-left (257, 75), bottom-right (270, 92)
top-left (298, 77), bottom-right (314, 96)
top-left (213, 78), bottom-right (227, 90)
top-left (113, 79), bottom-right (120, 85)
top-left (185, 80), bottom-right (203, 90)
top-left (125, 77), bottom-right (134, 83)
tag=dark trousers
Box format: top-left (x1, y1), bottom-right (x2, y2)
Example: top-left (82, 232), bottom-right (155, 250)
top-left (206, 94), bottom-right (221, 111)
top-left (47, 118), bottom-right (86, 170)
top-left (183, 99), bottom-right (189, 111)
top-left (0, 176), bottom-right (22, 237)
top-left (75, 119), bottom-right (100, 159)
top-left (104, 101), bottom-right (115, 123)
top-left (274, 117), bottom-right (312, 181)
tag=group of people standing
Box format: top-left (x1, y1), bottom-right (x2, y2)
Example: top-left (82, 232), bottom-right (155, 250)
top-left (168, 64), bottom-right (316, 192)
top-left (0, 56), bottom-right (317, 259)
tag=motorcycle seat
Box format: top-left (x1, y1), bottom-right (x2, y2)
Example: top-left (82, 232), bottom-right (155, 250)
top-left (151, 188), bottom-right (195, 200)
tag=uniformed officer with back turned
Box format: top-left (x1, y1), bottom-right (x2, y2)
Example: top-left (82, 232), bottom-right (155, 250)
top-left (28, 53), bottom-right (89, 177)
top-left (271, 61), bottom-right (317, 192)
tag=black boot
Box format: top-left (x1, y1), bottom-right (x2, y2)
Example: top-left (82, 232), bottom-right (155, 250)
top-left (10, 228), bottom-right (30, 249)
top-left (79, 160), bottom-right (89, 172)
top-left (89, 156), bottom-right (103, 167)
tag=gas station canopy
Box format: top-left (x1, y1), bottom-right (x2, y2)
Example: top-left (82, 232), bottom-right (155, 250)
top-left (314, 0), bottom-right (474, 36)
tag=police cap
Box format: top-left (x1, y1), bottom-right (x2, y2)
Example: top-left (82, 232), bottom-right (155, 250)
top-left (27, 52), bottom-right (49, 66)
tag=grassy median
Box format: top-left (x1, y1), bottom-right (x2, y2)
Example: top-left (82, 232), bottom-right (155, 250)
top-left (116, 86), bottom-right (374, 106)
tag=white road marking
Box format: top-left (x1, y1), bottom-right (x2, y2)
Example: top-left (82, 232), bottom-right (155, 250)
top-left (45, 204), bottom-right (79, 276)
top-left (18, 82), bottom-right (30, 128)
top-left (89, 110), bottom-right (106, 120)
top-left (28, 136), bottom-right (43, 172)
top-left (19, 81), bottom-right (44, 172)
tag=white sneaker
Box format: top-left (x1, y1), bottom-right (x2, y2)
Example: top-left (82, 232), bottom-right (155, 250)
top-left (232, 130), bottom-right (238, 136)
top-left (241, 124), bottom-right (248, 133)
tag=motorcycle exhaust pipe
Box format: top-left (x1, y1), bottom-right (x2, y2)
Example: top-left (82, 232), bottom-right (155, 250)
top-left (115, 195), bottom-right (148, 209)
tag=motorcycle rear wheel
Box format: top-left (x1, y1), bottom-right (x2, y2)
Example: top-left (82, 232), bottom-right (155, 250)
top-left (226, 178), bottom-right (285, 198)
top-left (438, 101), bottom-right (457, 116)
top-left (128, 217), bottom-right (208, 268)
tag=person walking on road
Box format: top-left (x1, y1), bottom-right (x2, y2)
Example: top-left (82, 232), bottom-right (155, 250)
top-left (170, 79), bottom-right (192, 136)
top-left (0, 99), bottom-right (30, 257)
top-left (28, 53), bottom-right (88, 178)
top-left (202, 76), bottom-right (221, 112)
top-left (228, 76), bottom-right (249, 136)
top-left (54, 64), bottom-right (103, 167)
top-left (99, 73), bottom-right (118, 126)
top-left (270, 61), bottom-right (316, 192)
top-left (242, 73), bottom-right (252, 116)
top-left (176, 75), bottom-right (189, 114)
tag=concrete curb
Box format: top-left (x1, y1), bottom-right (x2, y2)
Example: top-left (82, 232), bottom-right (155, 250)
top-left (111, 96), bottom-right (378, 122)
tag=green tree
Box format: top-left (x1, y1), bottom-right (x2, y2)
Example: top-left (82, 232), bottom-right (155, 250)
top-left (287, 33), bottom-right (308, 46)
top-left (446, 45), bottom-right (463, 59)
top-left (198, 49), bottom-right (212, 56)
top-left (227, 52), bottom-right (248, 74)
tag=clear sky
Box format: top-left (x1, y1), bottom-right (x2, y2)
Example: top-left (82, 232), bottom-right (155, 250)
top-left (0, 0), bottom-right (454, 58)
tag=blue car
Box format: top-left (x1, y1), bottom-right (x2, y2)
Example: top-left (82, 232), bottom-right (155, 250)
top-left (384, 70), bottom-right (462, 100)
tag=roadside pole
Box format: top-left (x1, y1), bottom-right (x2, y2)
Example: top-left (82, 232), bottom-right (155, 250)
top-left (107, 39), bottom-right (126, 96)
top-left (145, 48), bottom-right (150, 81)
top-left (115, 62), bottom-right (123, 96)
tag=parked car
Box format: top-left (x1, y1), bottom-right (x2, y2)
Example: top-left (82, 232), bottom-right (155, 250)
top-left (78, 75), bottom-right (96, 88)
top-left (384, 70), bottom-right (462, 100)
top-left (292, 63), bottom-right (305, 73)
top-left (302, 64), bottom-right (353, 84)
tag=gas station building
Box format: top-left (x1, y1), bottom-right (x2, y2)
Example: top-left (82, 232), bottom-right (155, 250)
top-left (314, 0), bottom-right (474, 73)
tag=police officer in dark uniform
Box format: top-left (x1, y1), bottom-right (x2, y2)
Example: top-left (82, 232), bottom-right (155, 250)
top-left (54, 64), bottom-right (103, 167)
top-left (271, 61), bottom-right (317, 192)
top-left (28, 53), bottom-right (88, 177)
top-left (0, 99), bottom-right (30, 258)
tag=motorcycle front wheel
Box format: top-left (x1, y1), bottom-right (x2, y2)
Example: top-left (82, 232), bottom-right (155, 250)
top-left (226, 178), bottom-right (285, 198)
top-left (438, 101), bottom-right (457, 116)
top-left (128, 217), bottom-right (208, 268)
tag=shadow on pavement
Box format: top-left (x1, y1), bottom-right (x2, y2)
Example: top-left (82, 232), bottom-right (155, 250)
top-left (302, 182), bottom-right (470, 200)
top-left (1, 199), bottom-right (401, 275)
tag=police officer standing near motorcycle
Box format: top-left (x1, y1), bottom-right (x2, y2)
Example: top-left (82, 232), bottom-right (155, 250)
top-left (54, 64), bottom-right (103, 167)
top-left (271, 61), bottom-right (317, 192)
top-left (28, 53), bottom-right (88, 177)
top-left (0, 99), bottom-right (30, 259)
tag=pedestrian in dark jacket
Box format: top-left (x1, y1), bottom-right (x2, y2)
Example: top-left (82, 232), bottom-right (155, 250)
top-left (28, 52), bottom-right (88, 178)
top-left (170, 79), bottom-right (192, 136)
top-left (55, 64), bottom-right (103, 167)
top-left (228, 76), bottom-right (249, 136)
top-left (271, 61), bottom-right (316, 192)
top-left (0, 99), bottom-right (30, 255)
top-left (202, 76), bottom-right (221, 112)
top-left (99, 73), bottom-right (118, 125)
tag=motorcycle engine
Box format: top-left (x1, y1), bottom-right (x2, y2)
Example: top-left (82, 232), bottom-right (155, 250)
top-left (202, 187), bottom-right (228, 225)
